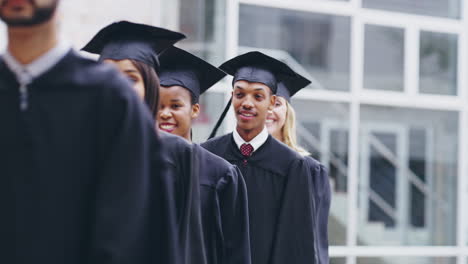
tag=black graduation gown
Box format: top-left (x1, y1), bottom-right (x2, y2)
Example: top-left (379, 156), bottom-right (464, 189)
top-left (202, 134), bottom-right (317, 264)
top-left (306, 156), bottom-right (331, 264)
top-left (0, 51), bottom-right (176, 264)
top-left (194, 143), bottom-right (251, 264)
top-left (160, 132), bottom-right (251, 264)
top-left (160, 132), bottom-right (206, 264)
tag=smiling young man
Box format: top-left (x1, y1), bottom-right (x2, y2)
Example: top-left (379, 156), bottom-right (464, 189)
top-left (202, 51), bottom-right (319, 264)
top-left (0, 1), bottom-right (174, 264)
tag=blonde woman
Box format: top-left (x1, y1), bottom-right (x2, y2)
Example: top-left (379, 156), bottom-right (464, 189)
top-left (267, 75), bottom-right (331, 264)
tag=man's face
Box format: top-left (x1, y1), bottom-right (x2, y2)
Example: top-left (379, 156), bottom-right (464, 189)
top-left (232, 80), bottom-right (276, 134)
top-left (0, 0), bottom-right (58, 27)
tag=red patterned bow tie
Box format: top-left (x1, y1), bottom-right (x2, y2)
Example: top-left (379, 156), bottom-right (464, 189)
top-left (240, 143), bottom-right (254, 157)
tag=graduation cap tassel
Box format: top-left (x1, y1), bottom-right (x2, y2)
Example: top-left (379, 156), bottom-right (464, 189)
top-left (208, 97), bottom-right (232, 140)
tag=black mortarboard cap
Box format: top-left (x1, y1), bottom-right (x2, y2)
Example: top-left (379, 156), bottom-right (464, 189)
top-left (219, 51), bottom-right (298, 93)
top-left (276, 73), bottom-right (311, 102)
top-left (159, 47), bottom-right (226, 103)
top-left (81, 21), bottom-right (186, 71)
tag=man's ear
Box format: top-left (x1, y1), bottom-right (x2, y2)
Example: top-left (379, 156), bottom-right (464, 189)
top-left (191, 103), bottom-right (201, 119)
top-left (268, 94), bottom-right (277, 110)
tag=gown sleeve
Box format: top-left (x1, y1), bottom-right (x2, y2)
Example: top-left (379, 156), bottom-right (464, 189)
top-left (270, 158), bottom-right (317, 264)
top-left (182, 144), bottom-right (208, 264)
top-left (88, 76), bottom-right (171, 264)
top-left (309, 158), bottom-right (331, 264)
top-left (217, 165), bottom-right (251, 264)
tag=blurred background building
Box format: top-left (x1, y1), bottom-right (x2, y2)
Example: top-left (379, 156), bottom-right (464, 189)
top-left (1, 0), bottom-right (467, 263)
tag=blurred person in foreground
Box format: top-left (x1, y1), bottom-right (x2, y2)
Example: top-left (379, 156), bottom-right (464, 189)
top-left (0, 1), bottom-right (176, 263)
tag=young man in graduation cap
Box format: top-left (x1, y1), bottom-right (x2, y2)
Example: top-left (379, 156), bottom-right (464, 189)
top-left (157, 46), bottom-right (251, 264)
top-left (202, 51), bottom-right (319, 264)
top-left (0, 2), bottom-right (176, 264)
top-left (268, 75), bottom-right (331, 264)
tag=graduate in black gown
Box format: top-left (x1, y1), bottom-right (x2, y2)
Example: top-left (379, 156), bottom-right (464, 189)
top-left (0, 3), bottom-right (176, 264)
top-left (267, 74), bottom-right (331, 264)
top-left (82, 21), bottom-right (205, 264)
top-left (82, 23), bottom-right (251, 264)
top-left (158, 46), bottom-right (251, 264)
top-left (202, 51), bottom-right (318, 264)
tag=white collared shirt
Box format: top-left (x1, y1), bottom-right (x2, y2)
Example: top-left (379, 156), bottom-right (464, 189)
top-left (233, 126), bottom-right (269, 154)
top-left (3, 40), bottom-right (71, 85)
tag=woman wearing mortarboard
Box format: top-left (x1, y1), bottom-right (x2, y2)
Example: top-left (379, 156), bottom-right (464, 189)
top-left (82, 20), bottom-right (190, 264)
top-left (82, 21), bottom-right (251, 264)
top-left (156, 46), bottom-right (251, 264)
top-left (203, 51), bottom-right (320, 264)
top-left (266, 73), bottom-right (331, 264)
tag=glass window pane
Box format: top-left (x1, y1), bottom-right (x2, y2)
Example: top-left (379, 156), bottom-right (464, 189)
top-left (419, 31), bottom-right (458, 96)
top-left (331, 258), bottom-right (347, 264)
top-left (364, 24), bottom-right (405, 92)
top-left (193, 92), bottom-right (227, 143)
top-left (359, 105), bottom-right (458, 246)
top-left (62, 0), bottom-right (155, 49)
top-left (362, 0), bottom-right (461, 19)
top-left (239, 4), bottom-right (351, 91)
top-left (293, 99), bottom-right (350, 245)
top-left (177, 0), bottom-right (226, 65)
top-left (358, 257), bottom-right (456, 264)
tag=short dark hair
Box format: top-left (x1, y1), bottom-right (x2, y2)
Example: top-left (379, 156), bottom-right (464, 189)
top-left (130, 59), bottom-right (160, 117)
